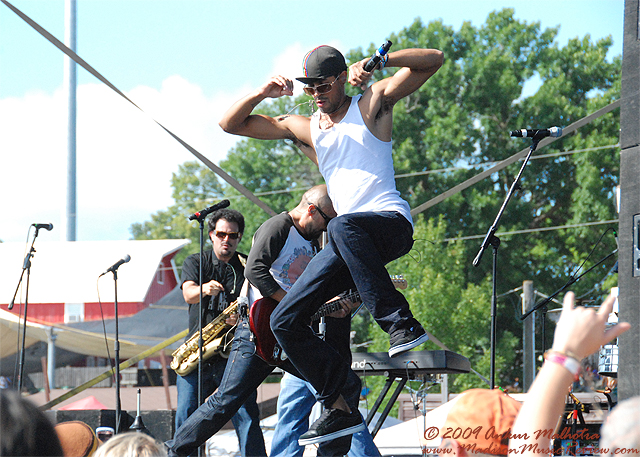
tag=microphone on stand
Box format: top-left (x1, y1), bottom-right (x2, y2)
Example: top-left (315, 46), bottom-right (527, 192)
top-left (8, 224), bottom-right (53, 309)
top-left (100, 255), bottom-right (131, 277)
top-left (188, 200), bottom-right (230, 221)
top-left (129, 389), bottom-right (151, 435)
top-left (32, 223), bottom-right (53, 231)
top-left (510, 127), bottom-right (563, 139)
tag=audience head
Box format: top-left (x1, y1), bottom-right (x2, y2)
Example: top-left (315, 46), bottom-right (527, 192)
top-left (439, 388), bottom-right (521, 456)
top-left (0, 389), bottom-right (64, 456)
top-left (54, 420), bottom-right (101, 457)
top-left (92, 432), bottom-right (167, 457)
top-left (600, 396), bottom-right (640, 456)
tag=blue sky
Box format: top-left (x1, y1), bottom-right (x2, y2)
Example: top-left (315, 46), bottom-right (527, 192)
top-left (0, 0), bottom-right (624, 243)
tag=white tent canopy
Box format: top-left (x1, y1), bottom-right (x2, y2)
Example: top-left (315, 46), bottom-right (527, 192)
top-left (0, 307), bottom-right (161, 359)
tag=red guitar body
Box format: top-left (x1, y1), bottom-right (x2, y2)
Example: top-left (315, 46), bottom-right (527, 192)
top-left (248, 276), bottom-right (407, 366)
top-left (249, 296), bottom-right (287, 366)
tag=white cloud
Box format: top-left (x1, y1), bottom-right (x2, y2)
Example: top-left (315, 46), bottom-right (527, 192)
top-left (0, 76), bottom-right (247, 243)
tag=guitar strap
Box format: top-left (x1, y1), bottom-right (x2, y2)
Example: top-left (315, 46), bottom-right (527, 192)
top-left (238, 279), bottom-right (251, 319)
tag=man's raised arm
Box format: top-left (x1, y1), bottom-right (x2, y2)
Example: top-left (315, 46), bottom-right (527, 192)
top-left (219, 75), bottom-right (298, 141)
top-left (351, 48), bottom-right (444, 105)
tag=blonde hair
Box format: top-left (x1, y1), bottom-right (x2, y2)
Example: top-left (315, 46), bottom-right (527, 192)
top-left (600, 396), bottom-right (640, 457)
top-left (93, 432), bottom-right (167, 457)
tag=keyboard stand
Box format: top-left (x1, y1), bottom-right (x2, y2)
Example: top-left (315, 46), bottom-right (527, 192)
top-left (365, 375), bottom-right (408, 438)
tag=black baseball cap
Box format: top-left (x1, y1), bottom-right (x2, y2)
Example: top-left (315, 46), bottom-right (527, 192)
top-left (296, 45), bottom-right (347, 84)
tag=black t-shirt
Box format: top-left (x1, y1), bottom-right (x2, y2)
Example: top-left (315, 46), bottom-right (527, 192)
top-left (245, 212), bottom-right (320, 298)
top-left (180, 250), bottom-right (246, 339)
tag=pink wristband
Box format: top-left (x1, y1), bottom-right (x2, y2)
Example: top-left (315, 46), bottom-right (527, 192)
top-left (544, 351), bottom-right (581, 379)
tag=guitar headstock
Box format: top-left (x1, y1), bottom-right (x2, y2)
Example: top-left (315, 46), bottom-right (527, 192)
top-left (391, 274), bottom-right (408, 290)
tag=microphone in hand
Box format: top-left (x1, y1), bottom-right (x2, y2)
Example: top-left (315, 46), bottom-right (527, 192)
top-left (364, 40), bottom-right (392, 72)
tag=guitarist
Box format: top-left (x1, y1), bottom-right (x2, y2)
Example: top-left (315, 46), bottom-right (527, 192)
top-left (246, 186), bottom-right (380, 457)
top-left (166, 185), bottom-right (368, 457)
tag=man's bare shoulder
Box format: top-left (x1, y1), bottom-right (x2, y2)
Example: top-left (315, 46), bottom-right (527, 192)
top-left (274, 113), bottom-right (316, 163)
top-left (276, 113), bottom-right (312, 142)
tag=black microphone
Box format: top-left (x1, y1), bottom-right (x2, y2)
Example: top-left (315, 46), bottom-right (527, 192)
top-left (32, 223), bottom-right (53, 231)
top-left (510, 127), bottom-right (562, 139)
top-left (100, 255), bottom-right (131, 277)
top-left (364, 40), bottom-right (392, 72)
top-left (188, 199), bottom-right (230, 221)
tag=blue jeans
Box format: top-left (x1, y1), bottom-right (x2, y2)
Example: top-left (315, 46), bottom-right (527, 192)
top-left (166, 318), bottom-right (362, 457)
top-left (174, 354), bottom-right (265, 457)
top-left (271, 211), bottom-right (414, 407)
top-left (271, 373), bottom-right (381, 457)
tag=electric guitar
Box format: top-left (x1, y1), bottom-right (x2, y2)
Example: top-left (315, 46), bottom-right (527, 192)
top-left (249, 276), bottom-right (407, 366)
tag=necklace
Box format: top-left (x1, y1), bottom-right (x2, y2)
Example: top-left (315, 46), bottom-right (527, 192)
top-left (318, 97), bottom-right (350, 130)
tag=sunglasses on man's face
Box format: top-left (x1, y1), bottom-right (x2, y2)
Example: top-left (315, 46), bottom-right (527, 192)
top-left (310, 204), bottom-right (332, 224)
top-left (214, 230), bottom-right (240, 240)
top-left (303, 77), bottom-right (340, 96)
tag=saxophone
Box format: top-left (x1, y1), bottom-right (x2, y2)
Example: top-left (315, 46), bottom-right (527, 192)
top-left (170, 300), bottom-right (238, 376)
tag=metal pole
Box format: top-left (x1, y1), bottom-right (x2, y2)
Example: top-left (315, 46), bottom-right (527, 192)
top-left (47, 328), bottom-right (57, 390)
top-left (63, 0), bottom-right (77, 241)
top-left (522, 280), bottom-right (535, 391)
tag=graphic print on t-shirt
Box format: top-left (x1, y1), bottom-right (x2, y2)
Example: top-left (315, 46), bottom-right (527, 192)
top-left (278, 246), bottom-right (314, 290)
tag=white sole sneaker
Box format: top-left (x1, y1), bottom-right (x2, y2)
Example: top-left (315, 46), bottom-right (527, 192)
top-left (389, 332), bottom-right (429, 357)
top-left (298, 421), bottom-right (366, 446)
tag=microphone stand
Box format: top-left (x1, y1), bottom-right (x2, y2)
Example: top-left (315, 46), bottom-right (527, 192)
top-left (521, 248), bottom-right (618, 354)
top-left (186, 199), bottom-right (228, 457)
top-left (197, 217), bottom-right (205, 411)
top-left (192, 212), bottom-right (208, 457)
top-left (473, 137), bottom-right (541, 389)
top-left (104, 267), bottom-right (123, 434)
top-left (8, 227), bottom-right (43, 392)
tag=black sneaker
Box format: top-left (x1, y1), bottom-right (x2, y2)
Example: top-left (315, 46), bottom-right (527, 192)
top-left (298, 408), bottom-right (365, 446)
top-left (389, 322), bottom-right (429, 357)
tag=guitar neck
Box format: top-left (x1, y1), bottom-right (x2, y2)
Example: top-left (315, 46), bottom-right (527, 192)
top-left (309, 276), bottom-right (407, 322)
top-left (311, 291), bottom-right (361, 322)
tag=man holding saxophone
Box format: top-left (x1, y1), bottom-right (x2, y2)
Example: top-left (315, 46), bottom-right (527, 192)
top-left (174, 208), bottom-right (266, 457)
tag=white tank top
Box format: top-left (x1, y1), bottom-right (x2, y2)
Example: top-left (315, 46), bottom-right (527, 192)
top-left (311, 95), bottom-right (412, 225)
